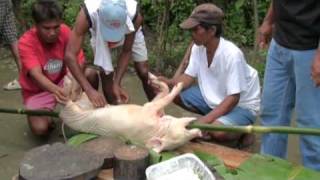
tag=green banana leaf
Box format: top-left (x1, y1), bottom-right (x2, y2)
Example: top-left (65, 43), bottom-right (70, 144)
top-left (67, 133), bottom-right (98, 147)
top-left (195, 151), bottom-right (320, 180)
top-left (233, 154), bottom-right (320, 180)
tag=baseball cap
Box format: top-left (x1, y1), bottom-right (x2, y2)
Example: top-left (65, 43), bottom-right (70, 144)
top-left (180, 3), bottom-right (224, 29)
top-left (99, 0), bottom-right (127, 42)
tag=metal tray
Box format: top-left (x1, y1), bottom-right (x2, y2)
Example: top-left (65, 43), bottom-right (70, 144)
top-left (146, 153), bottom-right (216, 180)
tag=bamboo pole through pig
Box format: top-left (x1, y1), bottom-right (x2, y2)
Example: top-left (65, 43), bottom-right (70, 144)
top-left (1, 107), bottom-right (320, 136)
top-left (187, 123), bottom-right (320, 136)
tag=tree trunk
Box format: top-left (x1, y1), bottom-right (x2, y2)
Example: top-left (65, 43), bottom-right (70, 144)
top-left (80, 137), bottom-right (125, 169)
top-left (113, 145), bottom-right (149, 180)
top-left (19, 143), bottom-right (103, 180)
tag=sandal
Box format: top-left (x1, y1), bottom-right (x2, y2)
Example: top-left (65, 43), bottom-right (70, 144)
top-left (3, 79), bottom-right (21, 91)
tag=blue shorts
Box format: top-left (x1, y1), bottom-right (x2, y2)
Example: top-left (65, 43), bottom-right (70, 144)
top-left (180, 86), bottom-right (256, 125)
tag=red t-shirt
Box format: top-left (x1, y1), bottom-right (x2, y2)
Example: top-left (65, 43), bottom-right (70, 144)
top-left (19, 24), bottom-right (85, 101)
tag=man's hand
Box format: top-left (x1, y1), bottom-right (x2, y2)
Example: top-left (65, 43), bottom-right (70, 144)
top-left (197, 115), bottom-right (213, 124)
top-left (112, 84), bottom-right (129, 104)
top-left (258, 21), bottom-right (273, 49)
top-left (311, 50), bottom-right (320, 87)
top-left (86, 88), bottom-right (106, 107)
top-left (54, 87), bottom-right (68, 104)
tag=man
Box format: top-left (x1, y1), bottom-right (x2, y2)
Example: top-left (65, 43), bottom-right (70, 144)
top-left (65, 0), bottom-right (154, 107)
top-left (161, 3), bottom-right (261, 143)
top-left (0, 0), bottom-right (21, 90)
top-left (19, 0), bottom-right (85, 136)
top-left (259, 0), bottom-right (320, 170)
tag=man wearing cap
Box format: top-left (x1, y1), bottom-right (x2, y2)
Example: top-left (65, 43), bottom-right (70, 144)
top-left (65, 0), bottom-right (154, 107)
top-left (161, 3), bottom-right (261, 143)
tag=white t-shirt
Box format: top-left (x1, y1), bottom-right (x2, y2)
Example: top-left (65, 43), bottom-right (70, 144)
top-left (185, 38), bottom-right (261, 114)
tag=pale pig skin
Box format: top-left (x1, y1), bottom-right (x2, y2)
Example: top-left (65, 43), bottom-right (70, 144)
top-left (59, 74), bottom-right (202, 153)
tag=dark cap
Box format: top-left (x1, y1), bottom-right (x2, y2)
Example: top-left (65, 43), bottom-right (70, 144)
top-left (180, 3), bottom-right (224, 29)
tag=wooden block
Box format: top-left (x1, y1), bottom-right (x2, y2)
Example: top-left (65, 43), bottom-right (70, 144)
top-left (80, 137), bottom-right (124, 169)
top-left (19, 143), bottom-right (104, 180)
top-left (178, 141), bottom-right (252, 168)
top-left (113, 145), bottom-right (149, 180)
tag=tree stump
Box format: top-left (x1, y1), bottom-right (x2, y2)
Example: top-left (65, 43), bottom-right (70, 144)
top-left (80, 137), bottom-right (124, 169)
top-left (113, 145), bottom-right (149, 180)
top-left (19, 143), bottom-right (103, 180)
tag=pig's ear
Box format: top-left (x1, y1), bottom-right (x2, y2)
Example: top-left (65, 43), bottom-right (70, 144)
top-left (146, 137), bottom-right (163, 153)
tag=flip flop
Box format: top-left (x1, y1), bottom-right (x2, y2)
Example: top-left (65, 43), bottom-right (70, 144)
top-left (3, 79), bottom-right (21, 91)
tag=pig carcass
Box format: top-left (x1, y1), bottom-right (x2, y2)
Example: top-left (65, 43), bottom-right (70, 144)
top-left (59, 74), bottom-right (201, 153)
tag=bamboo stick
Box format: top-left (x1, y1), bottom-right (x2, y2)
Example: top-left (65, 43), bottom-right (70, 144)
top-left (0, 108), bottom-right (59, 117)
top-left (1, 107), bottom-right (320, 136)
top-left (187, 123), bottom-right (320, 136)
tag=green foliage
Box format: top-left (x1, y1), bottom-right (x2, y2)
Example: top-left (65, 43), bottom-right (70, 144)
top-left (63, 0), bottom-right (83, 26)
top-left (15, 0), bottom-right (271, 76)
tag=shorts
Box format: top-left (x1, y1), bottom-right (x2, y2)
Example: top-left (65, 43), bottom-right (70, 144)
top-left (131, 30), bottom-right (148, 62)
top-left (24, 91), bottom-right (57, 110)
top-left (23, 80), bottom-right (64, 110)
top-left (180, 85), bottom-right (256, 126)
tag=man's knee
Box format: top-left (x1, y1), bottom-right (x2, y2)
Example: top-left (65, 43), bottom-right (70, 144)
top-left (209, 121), bottom-right (241, 141)
top-left (210, 131), bottom-right (230, 141)
top-left (134, 62), bottom-right (149, 81)
top-left (28, 116), bottom-right (53, 136)
top-left (85, 67), bottom-right (99, 90)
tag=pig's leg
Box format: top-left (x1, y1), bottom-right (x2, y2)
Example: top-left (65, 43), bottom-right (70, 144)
top-left (148, 73), bottom-right (169, 101)
top-left (63, 73), bottom-right (82, 102)
top-left (150, 82), bottom-right (184, 111)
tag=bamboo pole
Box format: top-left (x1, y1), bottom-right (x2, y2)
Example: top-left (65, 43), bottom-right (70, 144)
top-left (1, 108), bottom-right (320, 136)
top-left (0, 108), bottom-right (59, 117)
top-left (187, 123), bottom-right (320, 136)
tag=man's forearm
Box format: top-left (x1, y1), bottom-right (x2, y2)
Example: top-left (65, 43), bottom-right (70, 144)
top-left (202, 94), bottom-right (240, 123)
top-left (30, 69), bottom-right (61, 93)
top-left (173, 42), bottom-right (193, 79)
top-left (263, 1), bottom-right (274, 24)
top-left (65, 53), bottom-right (92, 92)
top-left (114, 52), bottom-right (131, 85)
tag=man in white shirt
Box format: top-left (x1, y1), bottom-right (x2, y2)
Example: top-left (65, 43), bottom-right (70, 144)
top-left (162, 3), bottom-right (261, 143)
top-left (65, 0), bottom-right (154, 107)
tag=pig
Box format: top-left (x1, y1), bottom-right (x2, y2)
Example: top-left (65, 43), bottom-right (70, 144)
top-left (59, 73), bottom-right (202, 153)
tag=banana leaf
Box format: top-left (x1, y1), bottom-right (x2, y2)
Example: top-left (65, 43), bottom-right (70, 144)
top-left (195, 151), bottom-right (320, 180)
top-left (67, 133), bottom-right (98, 147)
top-left (233, 154), bottom-right (320, 180)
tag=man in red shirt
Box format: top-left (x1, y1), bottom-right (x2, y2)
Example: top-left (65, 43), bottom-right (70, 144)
top-left (19, 0), bottom-right (84, 137)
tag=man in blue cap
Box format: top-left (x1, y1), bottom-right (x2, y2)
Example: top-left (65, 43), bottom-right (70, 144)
top-left (65, 0), bottom-right (154, 107)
